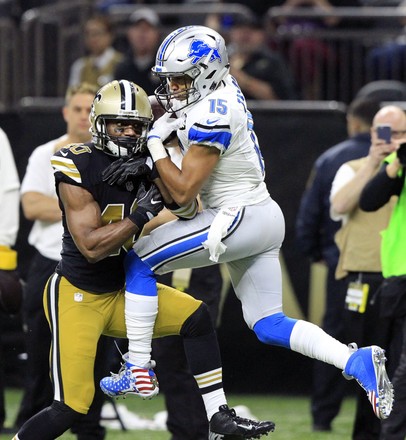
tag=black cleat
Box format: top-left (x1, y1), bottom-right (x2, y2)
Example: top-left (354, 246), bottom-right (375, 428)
top-left (209, 405), bottom-right (275, 439)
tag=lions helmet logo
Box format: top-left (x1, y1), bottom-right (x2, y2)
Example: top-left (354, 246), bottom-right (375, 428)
top-left (187, 39), bottom-right (222, 65)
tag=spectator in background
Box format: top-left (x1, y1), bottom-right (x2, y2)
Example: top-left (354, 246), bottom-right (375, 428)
top-left (226, 15), bottom-right (297, 100)
top-left (114, 7), bottom-right (161, 95)
top-left (0, 127), bottom-right (21, 435)
top-left (15, 83), bottom-right (109, 440)
top-left (295, 96), bottom-right (381, 432)
top-left (360, 113), bottom-right (406, 440)
top-left (68, 15), bottom-right (123, 90)
top-left (329, 105), bottom-right (404, 439)
top-left (269, 0), bottom-right (340, 99)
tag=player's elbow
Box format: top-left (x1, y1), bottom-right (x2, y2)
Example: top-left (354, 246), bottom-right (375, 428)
top-left (84, 253), bottom-right (100, 264)
top-left (173, 185), bottom-right (199, 207)
top-left (80, 248), bottom-right (104, 264)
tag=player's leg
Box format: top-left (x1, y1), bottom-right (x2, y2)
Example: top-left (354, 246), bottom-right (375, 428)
top-left (98, 256), bottom-right (159, 400)
top-left (109, 212), bottom-right (220, 401)
top-left (123, 248), bottom-right (158, 374)
top-left (153, 267), bottom-right (223, 440)
top-left (228, 250), bottom-right (393, 420)
top-left (101, 283), bottom-right (275, 439)
top-left (131, 197), bottom-right (393, 420)
top-left (158, 284), bottom-right (275, 439)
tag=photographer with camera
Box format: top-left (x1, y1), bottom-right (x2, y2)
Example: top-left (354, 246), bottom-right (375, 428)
top-left (360, 105), bottom-right (406, 440)
top-left (330, 104), bottom-right (403, 439)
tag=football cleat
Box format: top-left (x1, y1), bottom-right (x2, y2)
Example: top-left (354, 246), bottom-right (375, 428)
top-left (100, 353), bottom-right (159, 399)
top-left (343, 344), bottom-right (394, 419)
top-left (209, 405), bottom-right (275, 439)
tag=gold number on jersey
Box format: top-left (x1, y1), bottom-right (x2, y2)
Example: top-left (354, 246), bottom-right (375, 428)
top-left (101, 200), bottom-right (138, 256)
top-left (64, 143), bottom-right (92, 155)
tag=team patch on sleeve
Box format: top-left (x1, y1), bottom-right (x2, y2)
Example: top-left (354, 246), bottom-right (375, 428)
top-left (51, 156), bottom-right (82, 183)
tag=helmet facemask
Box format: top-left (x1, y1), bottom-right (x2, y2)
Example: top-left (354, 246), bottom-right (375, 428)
top-left (93, 115), bottom-right (151, 158)
top-left (154, 71), bottom-right (201, 112)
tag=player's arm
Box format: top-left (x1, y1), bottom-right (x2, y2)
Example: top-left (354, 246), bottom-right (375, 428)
top-left (58, 182), bottom-right (139, 263)
top-left (154, 144), bottom-right (220, 206)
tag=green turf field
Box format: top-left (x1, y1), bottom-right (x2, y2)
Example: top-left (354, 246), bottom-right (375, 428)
top-left (0, 389), bottom-right (356, 439)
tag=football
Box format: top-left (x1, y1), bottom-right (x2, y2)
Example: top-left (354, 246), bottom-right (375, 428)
top-left (0, 269), bottom-right (23, 315)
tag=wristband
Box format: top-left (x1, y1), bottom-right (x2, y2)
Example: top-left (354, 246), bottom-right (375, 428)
top-left (128, 207), bottom-right (149, 231)
top-left (0, 246), bottom-right (17, 270)
top-left (148, 137), bottom-right (169, 162)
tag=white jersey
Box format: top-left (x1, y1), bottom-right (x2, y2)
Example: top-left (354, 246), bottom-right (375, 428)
top-left (0, 127), bottom-right (20, 247)
top-left (330, 162), bottom-right (355, 225)
top-left (20, 135), bottom-right (67, 261)
top-left (176, 75), bottom-right (270, 209)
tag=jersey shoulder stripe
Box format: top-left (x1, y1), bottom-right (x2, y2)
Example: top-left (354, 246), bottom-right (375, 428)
top-left (51, 156), bottom-right (81, 183)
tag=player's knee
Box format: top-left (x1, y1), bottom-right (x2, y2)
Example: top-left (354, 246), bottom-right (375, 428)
top-left (180, 303), bottom-right (213, 338)
top-left (49, 400), bottom-right (84, 426)
top-left (253, 312), bottom-right (297, 348)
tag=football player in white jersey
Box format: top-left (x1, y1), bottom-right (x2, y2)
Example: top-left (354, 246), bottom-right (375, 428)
top-left (102, 25), bottom-right (394, 423)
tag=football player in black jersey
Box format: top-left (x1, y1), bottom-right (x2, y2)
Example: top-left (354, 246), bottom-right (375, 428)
top-left (12, 80), bottom-right (274, 440)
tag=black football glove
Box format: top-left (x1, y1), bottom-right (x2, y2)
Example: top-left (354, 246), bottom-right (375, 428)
top-left (102, 156), bottom-right (159, 186)
top-left (128, 181), bottom-right (164, 230)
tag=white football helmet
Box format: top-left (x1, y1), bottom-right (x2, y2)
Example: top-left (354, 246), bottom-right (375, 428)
top-left (152, 26), bottom-right (230, 111)
top-left (90, 79), bottom-right (153, 157)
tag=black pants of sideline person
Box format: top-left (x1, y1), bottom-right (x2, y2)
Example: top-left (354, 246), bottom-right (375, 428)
top-left (14, 251), bottom-right (109, 439)
top-left (344, 272), bottom-right (391, 440)
top-left (311, 266), bottom-right (348, 431)
top-left (154, 265), bottom-right (223, 440)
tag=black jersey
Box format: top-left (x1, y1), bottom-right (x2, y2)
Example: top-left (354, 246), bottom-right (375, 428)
top-left (51, 143), bottom-right (138, 293)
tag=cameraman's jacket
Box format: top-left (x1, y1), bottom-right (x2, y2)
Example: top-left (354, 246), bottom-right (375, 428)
top-left (361, 152), bottom-right (406, 277)
top-left (380, 153), bottom-right (406, 277)
top-left (334, 157), bottom-right (395, 279)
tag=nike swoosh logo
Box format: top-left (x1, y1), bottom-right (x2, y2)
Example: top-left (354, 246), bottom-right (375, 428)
top-left (237, 423), bottom-right (253, 430)
top-left (206, 118), bottom-right (219, 125)
top-left (151, 199), bottom-right (161, 205)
